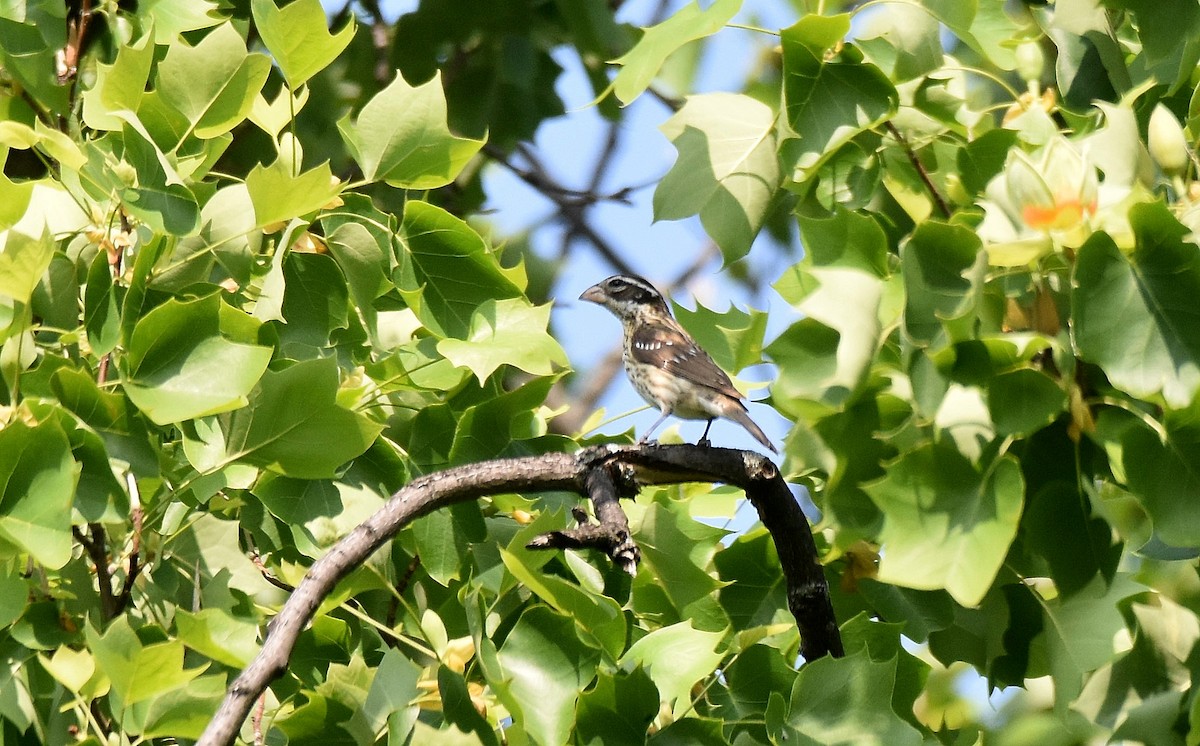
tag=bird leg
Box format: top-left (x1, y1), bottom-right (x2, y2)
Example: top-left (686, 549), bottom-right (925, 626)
top-left (638, 409), bottom-right (672, 445)
top-left (697, 418), bottom-right (714, 447)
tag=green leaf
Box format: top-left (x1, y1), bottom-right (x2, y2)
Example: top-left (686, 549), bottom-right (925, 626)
top-left (770, 212), bottom-right (894, 411)
top-left (338, 71), bottom-right (485, 189)
top-left (782, 15), bottom-right (898, 174)
top-left (500, 546), bottom-right (627, 659)
top-left (362, 649), bottom-right (421, 736)
top-left (277, 252), bottom-right (350, 357)
top-left (86, 618), bottom-right (205, 709)
top-left (576, 668), bottom-right (659, 745)
top-left (866, 444), bottom-right (1024, 606)
top-left (437, 665), bottom-right (497, 746)
top-left (175, 608), bottom-right (260, 667)
top-left (250, 0), bottom-right (355, 88)
top-left (1046, 0), bottom-right (1130, 109)
top-left (784, 649), bottom-right (922, 745)
top-left (988, 368), bottom-right (1067, 437)
top-left (119, 124), bottom-right (200, 235)
top-left (410, 502), bottom-right (485, 585)
top-left (1073, 205), bottom-right (1200, 408)
top-left (396, 201), bottom-right (524, 338)
top-left (1034, 574), bottom-right (1143, 711)
top-left (437, 298), bottom-right (567, 383)
top-left (636, 499), bottom-right (730, 632)
top-left (139, 674), bottom-right (225, 739)
top-left (448, 377), bottom-right (559, 463)
top-left (495, 606), bottom-right (599, 746)
top-left (215, 357), bottom-right (383, 479)
top-left (0, 229), bottom-right (53, 307)
top-left (672, 298), bottom-right (767, 373)
top-left (245, 157), bottom-right (340, 228)
top-left (1093, 404), bottom-right (1200, 547)
top-left (839, 615), bottom-right (931, 730)
top-left (610, 0), bottom-right (741, 105)
top-left (620, 621), bottom-right (725, 717)
top-left (654, 93), bottom-right (781, 263)
top-left (0, 419), bottom-right (76, 569)
top-left (901, 221), bottom-right (986, 347)
top-left (120, 293), bottom-right (273, 425)
top-left (81, 33), bottom-right (154, 131)
top-left (136, 0), bottom-right (223, 43)
top-left (0, 172), bottom-right (33, 231)
top-left (148, 22), bottom-right (270, 142)
top-left (856, 2), bottom-right (943, 83)
top-left (713, 530), bottom-right (790, 629)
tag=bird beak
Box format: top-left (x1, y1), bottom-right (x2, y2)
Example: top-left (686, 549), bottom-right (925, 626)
top-left (579, 284), bottom-right (605, 304)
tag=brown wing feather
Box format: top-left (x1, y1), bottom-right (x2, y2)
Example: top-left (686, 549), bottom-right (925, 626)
top-left (630, 322), bottom-right (744, 401)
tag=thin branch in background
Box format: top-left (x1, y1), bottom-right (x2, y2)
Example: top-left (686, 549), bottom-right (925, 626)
top-left (884, 120), bottom-right (951, 218)
top-left (482, 142), bottom-right (640, 277)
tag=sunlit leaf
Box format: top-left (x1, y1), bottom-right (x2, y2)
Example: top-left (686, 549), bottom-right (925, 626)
top-left (251, 0), bottom-right (355, 88)
top-left (119, 293), bottom-right (272, 425)
top-left (338, 71), bottom-right (485, 189)
top-left (610, 0), bottom-right (741, 104)
top-left (0, 419), bottom-right (76, 569)
top-left (437, 298), bottom-right (567, 382)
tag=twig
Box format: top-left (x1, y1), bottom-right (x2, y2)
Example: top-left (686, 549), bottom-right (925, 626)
top-left (884, 120), bottom-right (951, 218)
top-left (198, 444), bottom-right (840, 746)
top-left (73, 524), bottom-right (117, 620)
top-left (526, 461), bottom-right (641, 574)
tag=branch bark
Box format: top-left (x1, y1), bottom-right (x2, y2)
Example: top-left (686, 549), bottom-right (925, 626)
top-left (199, 444), bottom-right (840, 746)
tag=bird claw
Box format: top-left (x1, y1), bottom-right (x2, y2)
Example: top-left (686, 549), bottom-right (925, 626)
top-left (696, 436), bottom-right (712, 448)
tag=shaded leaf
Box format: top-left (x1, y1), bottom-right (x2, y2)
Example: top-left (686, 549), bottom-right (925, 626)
top-left (866, 444), bottom-right (1024, 606)
top-left (1073, 205), bottom-right (1200, 408)
top-left (782, 15), bottom-right (898, 173)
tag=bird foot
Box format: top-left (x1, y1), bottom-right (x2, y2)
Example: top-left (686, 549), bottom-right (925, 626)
top-left (696, 436), bottom-right (712, 448)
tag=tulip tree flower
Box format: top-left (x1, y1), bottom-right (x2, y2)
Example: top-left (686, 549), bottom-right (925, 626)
top-left (978, 136), bottom-right (1103, 266)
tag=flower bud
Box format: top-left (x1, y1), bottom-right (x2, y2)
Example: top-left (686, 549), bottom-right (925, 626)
top-left (1148, 103), bottom-right (1190, 178)
top-left (1015, 40), bottom-right (1045, 84)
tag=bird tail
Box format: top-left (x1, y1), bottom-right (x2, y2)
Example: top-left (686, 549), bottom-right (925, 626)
top-left (725, 402), bottom-right (777, 453)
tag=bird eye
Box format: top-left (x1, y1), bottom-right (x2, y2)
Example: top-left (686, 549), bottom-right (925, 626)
top-left (607, 278), bottom-right (627, 290)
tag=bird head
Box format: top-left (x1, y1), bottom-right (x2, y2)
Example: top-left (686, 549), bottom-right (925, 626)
top-left (579, 274), bottom-right (671, 321)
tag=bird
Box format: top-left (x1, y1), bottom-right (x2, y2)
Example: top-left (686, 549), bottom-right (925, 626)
top-left (578, 274), bottom-right (777, 453)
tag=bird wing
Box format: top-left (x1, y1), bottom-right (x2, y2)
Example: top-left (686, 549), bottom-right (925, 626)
top-left (630, 321), bottom-right (744, 401)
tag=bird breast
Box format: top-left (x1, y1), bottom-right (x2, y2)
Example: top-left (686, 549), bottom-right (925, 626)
top-left (623, 358), bottom-right (724, 420)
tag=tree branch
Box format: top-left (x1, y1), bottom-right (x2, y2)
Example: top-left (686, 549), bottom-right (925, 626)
top-left (884, 120), bottom-right (951, 218)
top-left (199, 444), bottom-right (840, 746)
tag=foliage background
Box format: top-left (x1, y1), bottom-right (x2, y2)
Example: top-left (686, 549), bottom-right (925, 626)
top-left (1, 0), bottom-right (1200, 743)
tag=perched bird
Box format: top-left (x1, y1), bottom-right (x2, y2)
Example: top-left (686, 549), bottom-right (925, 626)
top-left (579, 274), bottom-right (777, 453)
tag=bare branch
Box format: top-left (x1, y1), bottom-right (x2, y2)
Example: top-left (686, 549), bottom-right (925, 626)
top-left (199, 444), bottom-right (840, 745)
